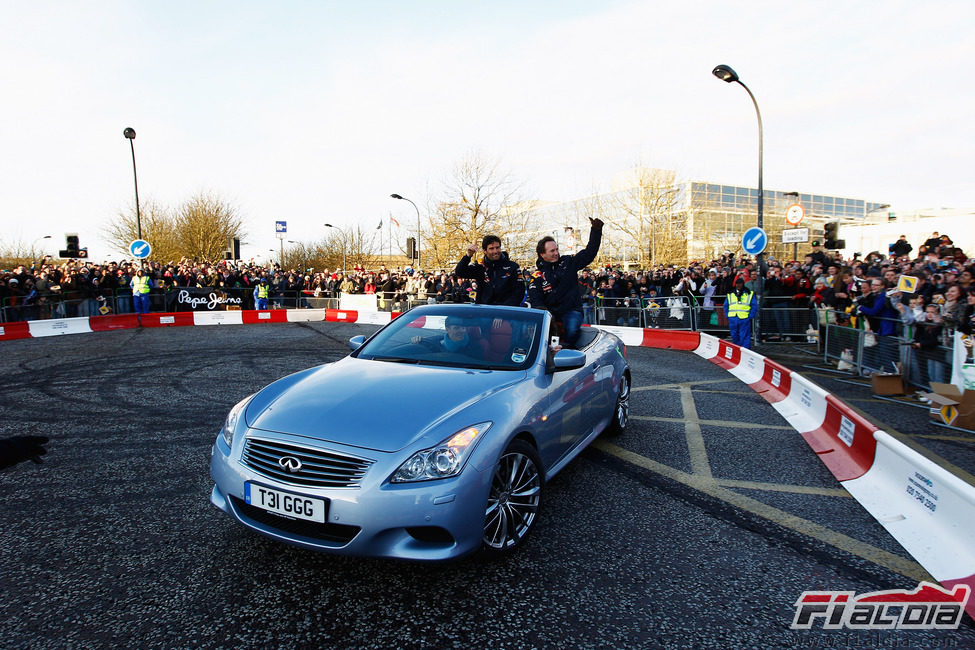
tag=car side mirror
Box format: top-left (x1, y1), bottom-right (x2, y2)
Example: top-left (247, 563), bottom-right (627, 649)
top-left (349, 335), bottom-right (365, 351)
top-left (550, 348), bottom-right (585, 372)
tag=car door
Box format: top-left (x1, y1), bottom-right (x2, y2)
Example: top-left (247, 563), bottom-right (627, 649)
top-left (534, 352), bottom-right (600, 469)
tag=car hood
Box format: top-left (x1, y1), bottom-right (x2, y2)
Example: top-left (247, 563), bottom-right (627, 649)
top-left (245, 356), bottom-right (525, 453)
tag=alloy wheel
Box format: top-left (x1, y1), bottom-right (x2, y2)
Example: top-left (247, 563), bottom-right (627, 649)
top-left (483, 443), bottom-right (541, 551)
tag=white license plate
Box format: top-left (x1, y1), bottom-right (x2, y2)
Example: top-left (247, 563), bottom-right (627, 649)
top-left (245, 483), bottom-right (327, 523)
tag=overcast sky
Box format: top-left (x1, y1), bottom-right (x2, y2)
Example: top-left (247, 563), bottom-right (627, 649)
top-left (2, 0), bottom-right (972, 261)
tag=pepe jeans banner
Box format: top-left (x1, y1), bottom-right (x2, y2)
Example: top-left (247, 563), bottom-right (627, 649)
top-left (172, 287), bottom-right (249, 311)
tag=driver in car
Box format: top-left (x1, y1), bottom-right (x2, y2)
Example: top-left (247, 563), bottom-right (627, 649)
top-left (413, 316), bottom-right (488, 359)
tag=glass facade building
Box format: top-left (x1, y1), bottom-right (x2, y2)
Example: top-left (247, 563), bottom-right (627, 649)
top-left (685, 182), bottom-right (888, 262)
top-left (519, 171), bottom-right (887, 266)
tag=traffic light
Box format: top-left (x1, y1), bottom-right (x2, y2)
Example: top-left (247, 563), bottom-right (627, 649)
top-left (823, 222), bottom-right (843, 249)
top-left (226, 237), bottom-right (240, 260)
top-left (406, 237), bottom-right (417, 259)
top-left (59, 234), bottom-right (81, 258)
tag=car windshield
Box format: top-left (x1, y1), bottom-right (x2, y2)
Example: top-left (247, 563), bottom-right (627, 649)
top-left (354, 306), bottom-right (543, 370)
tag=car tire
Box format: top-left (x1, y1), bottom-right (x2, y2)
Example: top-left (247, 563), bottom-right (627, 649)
top-left (605, 372), bottom-right (630, 436)
top-left (481, 440), bottom-right (542, 555)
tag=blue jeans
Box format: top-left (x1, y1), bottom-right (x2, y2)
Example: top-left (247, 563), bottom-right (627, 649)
top-left (729, 316), bottom-right (752, 348)
top-left (561, 310), bottom-right (584, 348)
top-left (134, 293), bottom-right (151, 314)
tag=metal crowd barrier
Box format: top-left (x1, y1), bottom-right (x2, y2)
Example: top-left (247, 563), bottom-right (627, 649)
top-left (587, 296), bottom-right (695, 330)
top-left (2, 292), bottom-right (118, 323)
top-left (817, 309), bottom-right (954, 391)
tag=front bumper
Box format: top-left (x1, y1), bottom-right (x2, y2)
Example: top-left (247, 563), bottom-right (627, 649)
top-left (209, 442), bottom-right (491, 561)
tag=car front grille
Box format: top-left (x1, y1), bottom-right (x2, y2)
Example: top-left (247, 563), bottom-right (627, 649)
top-left (230, 496), bottom-right (360, 544)
top-left (242, 437), bottom-right (374, 488)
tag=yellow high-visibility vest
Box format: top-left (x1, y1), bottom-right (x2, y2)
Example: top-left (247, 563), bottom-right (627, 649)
top-left (133, 276), bottom-right (151, 295)
top-left (727, 291), bottom-right (753, 319)
top-left (257, 284), bottom-right (269, 298)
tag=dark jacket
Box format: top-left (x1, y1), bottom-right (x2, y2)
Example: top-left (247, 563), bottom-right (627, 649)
top-left (454, 252), bottom-right (523, 306)
top-left (528, 226), bottom-right (602, 317)
top-left (856, 291), bottom-right (899, 336)
top-left (913, 318), bottom-right (944, 350)
top-left (890, 239), bottom-right (913, 258)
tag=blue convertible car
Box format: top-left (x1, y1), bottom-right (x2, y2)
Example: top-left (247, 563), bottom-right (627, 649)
top-left (210, 304), bottom-right (630, 560)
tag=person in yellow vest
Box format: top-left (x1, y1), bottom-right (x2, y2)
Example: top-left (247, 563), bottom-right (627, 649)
top-left (130, 269), bottom-right (153, 314)
top-left (724, 276), bottom-right (758, 348)
top-left (253, 278), bottom-right (270, 310)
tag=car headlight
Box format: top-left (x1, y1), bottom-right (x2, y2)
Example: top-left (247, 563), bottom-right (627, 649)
top-left (391, 422), bottom-right (492, 483)
top-left (221, 394), bottom-right (254, 448)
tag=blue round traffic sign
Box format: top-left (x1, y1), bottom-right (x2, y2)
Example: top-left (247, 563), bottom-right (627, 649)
top-left (742, 227), bottom-right (768, 256)
top-left (129, 239), bottom-right (152, 259)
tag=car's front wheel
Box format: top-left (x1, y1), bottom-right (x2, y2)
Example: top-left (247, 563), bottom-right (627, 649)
top-left (482, 440), bottom-right (542, 555)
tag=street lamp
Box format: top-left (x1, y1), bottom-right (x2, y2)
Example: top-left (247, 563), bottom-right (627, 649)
top-left (864, 203), bottom-right (891, 220)
top-left (390, 194), bottom-right (421, 270)
top-left (323, 223), bottom-right (347, 270)
top-left (713, 63), bottom-right (765, 346)
top-left (31, 235), bottom-right (52, 268)
top-left (123, 127), bottom-right (142, 240)
top-left (285, 240), bottom-right (300, 270)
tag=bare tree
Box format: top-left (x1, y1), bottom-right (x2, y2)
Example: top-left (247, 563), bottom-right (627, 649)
top-left (609, 167), bottom-right (687, 267)
top-left (174, 192), bottom-right (246, 262)
top-left (103, 199), bottom-right (180, 261)
top-left (0, 240), bottom-right (37, 269)
top-left (427, 152), bottom-right (526, 269)
top-left (103, 192), bottom-right (246, 263)
top-left (344, 224), bottom-right (376, 271)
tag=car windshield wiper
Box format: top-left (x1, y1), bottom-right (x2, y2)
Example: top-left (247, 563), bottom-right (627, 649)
top-left (370, 355), bottom-right (422, 364)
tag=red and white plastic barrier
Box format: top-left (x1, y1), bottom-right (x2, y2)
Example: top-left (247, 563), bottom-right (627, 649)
top-left (843, 431), bottom-right (975, 604)
top-left (0, 308), bottom-right (398, 341)
top-left (682, 328), bottom-right (975, 619)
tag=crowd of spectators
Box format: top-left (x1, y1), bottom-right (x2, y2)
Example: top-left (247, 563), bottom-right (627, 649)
top-left (2, 232), bottom-right (973, 348)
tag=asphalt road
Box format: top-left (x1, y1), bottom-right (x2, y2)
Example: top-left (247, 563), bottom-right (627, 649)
top-left (1, 322), bottom-right (972, 649)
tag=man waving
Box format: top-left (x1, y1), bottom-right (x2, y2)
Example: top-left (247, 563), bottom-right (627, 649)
top-left (454, 235), bottom-right (524, 306)
top-left (528, 217), bottom-right (604, 348)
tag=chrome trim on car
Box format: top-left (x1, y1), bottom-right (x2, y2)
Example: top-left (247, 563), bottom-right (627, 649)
top-left (242, 437), bottom-right (374, 488)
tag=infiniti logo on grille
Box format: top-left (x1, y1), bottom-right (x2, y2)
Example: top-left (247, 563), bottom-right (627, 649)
top-left (278, 456), bottom-right (302, 473)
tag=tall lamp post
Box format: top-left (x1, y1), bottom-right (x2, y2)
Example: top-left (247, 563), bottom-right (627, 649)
top-left (713, 64), bottom-right (765, 346)
top-left (783, 191), bottom-right (800, 262)
top-left (390, 194), bottom-right (421, 270)
top-left (286, 240), bottom-right (299, 270)
top-left (323, 223), bottom-right (347, 270)
top-left (31, 235), bottom-right (52, 268)
top-left (123, 127), bottom-right (142, 240)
